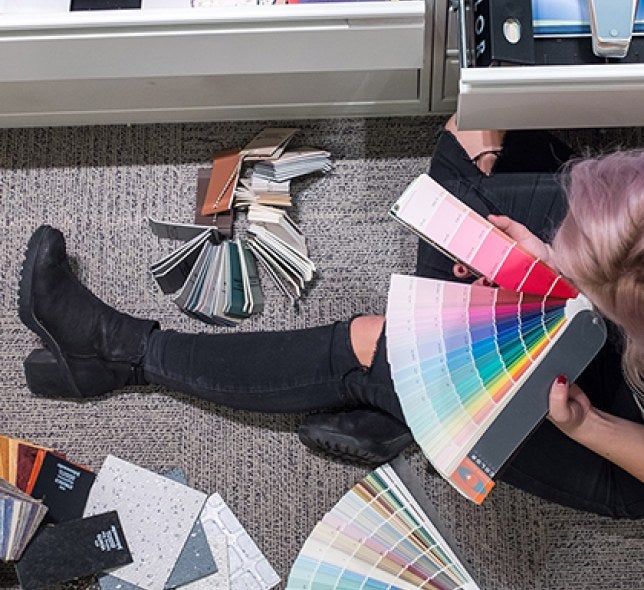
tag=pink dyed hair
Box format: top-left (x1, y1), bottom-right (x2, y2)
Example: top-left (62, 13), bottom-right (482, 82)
top-left (552, 149), bottom-right (644, 397)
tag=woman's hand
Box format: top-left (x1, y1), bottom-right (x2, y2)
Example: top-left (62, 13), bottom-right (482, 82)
top-left (487, 214), bottom-right (557, 269)
top-left (547, 375), bottom-right (593, 438)
top-left (545, 375), bottom-right (644, 482)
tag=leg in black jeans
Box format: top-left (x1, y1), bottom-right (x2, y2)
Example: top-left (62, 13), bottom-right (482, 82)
top-left (142, 321), bottom-right (403, 419)
top-left (142, 320), bottom-right (410, 464)
top-left (19, 223), bottom-right (408, 464)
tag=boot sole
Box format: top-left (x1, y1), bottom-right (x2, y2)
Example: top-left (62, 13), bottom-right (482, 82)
top-left (298, 425), bottom-right (412, 465)
top-left (18, 226), bottom-right (82, 397)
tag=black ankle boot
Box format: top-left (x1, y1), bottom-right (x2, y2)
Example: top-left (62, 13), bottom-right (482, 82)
top-left (298, 409), bottom-right (413, 465)
top-left (18, 225), bottom-right (158, 398)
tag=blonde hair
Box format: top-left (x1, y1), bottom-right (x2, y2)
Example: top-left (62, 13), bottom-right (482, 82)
top-left (552, 150), bottom-right (644, 401)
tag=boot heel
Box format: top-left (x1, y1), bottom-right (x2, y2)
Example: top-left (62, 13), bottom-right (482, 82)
top-left (23, 349), bottom-right (82, 398)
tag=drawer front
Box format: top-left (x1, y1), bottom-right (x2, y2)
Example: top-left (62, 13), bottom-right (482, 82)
top-left (0, 69), bottom-right (426, 126)
top-left (0, 2), bottom-right (425, 80)
top-left (458, 63), bottom-right (644, 129)
top-left (0, 1), bottom-right (431, 125)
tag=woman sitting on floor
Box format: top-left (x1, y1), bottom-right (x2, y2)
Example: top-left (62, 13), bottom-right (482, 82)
top-left (17, 116), bottom-right (644, 519)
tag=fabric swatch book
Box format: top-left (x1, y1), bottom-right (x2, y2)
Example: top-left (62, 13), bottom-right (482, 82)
top-left (387, 174), bottom-right (607, 503)
top-left (0, 478), bottom-right (48, 561)
top-left (286, 456), bottom-right (479, 590)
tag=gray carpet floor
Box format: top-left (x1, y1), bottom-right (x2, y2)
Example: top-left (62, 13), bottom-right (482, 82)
top-left (1, 117), bottom-right (643, 590)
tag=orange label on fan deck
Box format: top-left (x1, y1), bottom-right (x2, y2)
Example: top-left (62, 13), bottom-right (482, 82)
top-left (449, 457), bottom-right (495, 504)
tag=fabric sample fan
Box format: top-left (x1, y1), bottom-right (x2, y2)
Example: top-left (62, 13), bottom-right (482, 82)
top-left (286, 456), bottom-right (479, 590)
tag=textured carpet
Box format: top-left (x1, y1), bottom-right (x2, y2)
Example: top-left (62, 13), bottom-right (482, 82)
top-left (0, 117), bottom-right (642, 590)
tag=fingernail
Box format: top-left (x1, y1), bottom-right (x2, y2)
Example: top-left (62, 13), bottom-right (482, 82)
top-left (556, 374), bottom-right (567, 385)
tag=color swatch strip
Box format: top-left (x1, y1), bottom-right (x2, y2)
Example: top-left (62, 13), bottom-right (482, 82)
top-left (286, 464), bottom-right (479, 590)
top-left (390, 174), bottom-right (578, 300)
top-left (385, 274), bottom-right (591, 502)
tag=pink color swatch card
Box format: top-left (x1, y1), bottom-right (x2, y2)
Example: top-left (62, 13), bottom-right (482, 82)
top-left (390, 174), bottom-right (578, 300)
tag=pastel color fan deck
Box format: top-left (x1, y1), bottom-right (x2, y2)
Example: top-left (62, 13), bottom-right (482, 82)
top-left (286, 457), bottom-right (479, 590)
top-left (387, 174), bottom-right (606, 503)
top-left (389, 174), bottom-right (578, 300)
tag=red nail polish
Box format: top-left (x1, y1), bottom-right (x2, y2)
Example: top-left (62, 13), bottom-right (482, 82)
top-left (556, 374), bottom-right (567, 385)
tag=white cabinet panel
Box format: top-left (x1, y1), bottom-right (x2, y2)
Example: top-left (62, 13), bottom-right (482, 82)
top-left (0, 1), bottom-right (431, 126)
top-left (458, 63), bottom-right (644, 130)
top-left (0, 69), bottom-right (422, 126)
top-left (0, 4), bottom-right (425, 81)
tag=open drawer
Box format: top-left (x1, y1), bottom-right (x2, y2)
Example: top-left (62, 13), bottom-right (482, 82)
top-left (0, 0), bottom-right (428, 126)
top-left (454, 0), bottom-right (644, 130)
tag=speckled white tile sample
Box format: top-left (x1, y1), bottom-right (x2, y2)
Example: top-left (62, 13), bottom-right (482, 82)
top-left (84, 455), bottom-right (207, 590)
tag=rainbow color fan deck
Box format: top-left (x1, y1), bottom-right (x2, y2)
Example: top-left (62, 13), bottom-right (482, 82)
top-left (387, 175), bottom-right (606, 504)
top-left (286, 457), bottom-right (479, 590)
top-left (386, 276), bottom-right (605, 504)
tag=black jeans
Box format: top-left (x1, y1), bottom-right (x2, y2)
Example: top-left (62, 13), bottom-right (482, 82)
top-left (144, 321), bottom-right (404, 419)
top-left (143, 130), bottom-right (644, 518)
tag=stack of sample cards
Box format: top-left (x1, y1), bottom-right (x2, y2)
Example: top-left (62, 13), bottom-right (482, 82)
top-left (148, 222), bottom-right (264, 325)
top-left (387, 175), bottom-right (606, 503)
top-left (246, 204), bottom-right (315, 304)
top-left (2, 435), bottom-right (278, 590)
top-left (286, 456), bottom-right (479, 590)
top-left (252, 148), bottom-right (333, 182)
top-left (0, 479), bottom-right (48, 561)
top-left (148, 128), bottom-right (329, 323)
top-left (171, 236), bottom-right (264, 326)
top-left (0, 434), bottom-right (61, 493)
top-left (149, 205), bottom-right (315, 319)
top-left (234, 177), bottom-right (292, 208)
